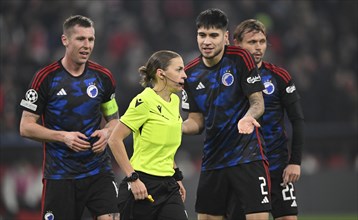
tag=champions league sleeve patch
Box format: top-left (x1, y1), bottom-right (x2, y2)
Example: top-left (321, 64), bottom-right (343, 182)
top-left (20, 89), bottom-right (38, 111)
top-left (181, 90), bottom-right (189, 109)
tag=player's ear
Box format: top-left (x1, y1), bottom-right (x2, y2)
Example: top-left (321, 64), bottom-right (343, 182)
top-left (224, 30), bottom-right (229, 45)
top-left (61, 34), bottom-right (68, 47)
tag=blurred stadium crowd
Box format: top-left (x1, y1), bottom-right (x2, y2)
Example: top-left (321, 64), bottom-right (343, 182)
top-left (0, 0), bottom-right (357, 219)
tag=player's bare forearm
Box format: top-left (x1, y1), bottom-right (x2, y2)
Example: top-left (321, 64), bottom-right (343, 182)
top-left (245, 91), bottom-right (264, 119)
top-left (20, 110), bottom-right (66, 142)
top-left (103, 112), bottom-right (119, 135)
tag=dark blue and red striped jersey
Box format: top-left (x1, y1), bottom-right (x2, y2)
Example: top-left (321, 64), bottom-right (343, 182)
top-left (20, 59), bottom-right (116, 179)
top-left (260, 61), bottom-right (301, 171)
top-left (182, 45), bottom-right (267, 171)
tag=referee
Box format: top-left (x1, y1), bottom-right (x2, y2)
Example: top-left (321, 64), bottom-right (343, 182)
top-left (108, 50), bottom-right (188, 220)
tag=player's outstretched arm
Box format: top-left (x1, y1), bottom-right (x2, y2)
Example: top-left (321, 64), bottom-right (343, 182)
top-left (237, 92), bottom-right (264, 134)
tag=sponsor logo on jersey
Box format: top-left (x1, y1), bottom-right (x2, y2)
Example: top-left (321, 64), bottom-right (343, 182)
top-left (286, 84), bottom-right (296, 93)
top-left (196, 82), bottom-right (205, 90)
top-left (135, 98), bottom-right (143, 107)
top-left (87, 84), bottom-right (98, 98)
top-left (157, 105), bottom-right (162, 113)
top-left (247, 75), bottom-right (261, 84)
top-left (263, 80), bottom-right (275, 95)
top-left (222, 72), bottom-right (234, 86)
top-left (56, 88), bottom-right (67, 96)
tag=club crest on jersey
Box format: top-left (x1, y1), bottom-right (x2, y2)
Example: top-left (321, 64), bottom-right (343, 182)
top-left (222, 72), bottom-right (234, 86)
top-left (263, 81), bottom-right (275, 95)
top-left (44, 211), bottom-right (54, 220)
top-left (87, 84), bottom-right (98, 98)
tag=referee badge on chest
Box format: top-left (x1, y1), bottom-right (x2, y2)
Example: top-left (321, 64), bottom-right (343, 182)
top-left (87, 84), bottom-right (98, 98)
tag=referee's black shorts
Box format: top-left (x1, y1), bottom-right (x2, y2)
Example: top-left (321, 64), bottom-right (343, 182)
top-left (118, 171), bottom-right (188, 220)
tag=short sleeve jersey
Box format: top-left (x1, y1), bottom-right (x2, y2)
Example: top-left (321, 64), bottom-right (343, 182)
top-left (182, 46), bottom-right (267, 171)
top-left (120, 88), bottom-right (182, 176)
top-left (19, 60), bottom-right (117, 179)
top-left (260, 61), bottom-right (300, 171)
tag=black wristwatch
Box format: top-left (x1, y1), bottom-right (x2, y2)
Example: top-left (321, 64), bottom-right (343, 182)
top-left (124, 172), bottom-right (139, 182)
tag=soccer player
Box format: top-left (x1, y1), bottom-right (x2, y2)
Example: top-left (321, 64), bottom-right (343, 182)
top-left (19, 15), bottom-right (120, 220)
top-left (181, 9), bottom-right (271, 220)
top-left (231, 19), bottom-right (305, 220)
top-left (108, 50), bottom-right (188, 220)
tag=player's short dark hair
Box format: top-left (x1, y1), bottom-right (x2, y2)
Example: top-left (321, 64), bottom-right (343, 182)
top-left (233, 19), bottom-right (266, 42)
top-left (196, 8), bottom-right (228, 31)
top-left (138, 50), bottom-right (180, 87)
top-left (63, 15), bottom-right (94, 34)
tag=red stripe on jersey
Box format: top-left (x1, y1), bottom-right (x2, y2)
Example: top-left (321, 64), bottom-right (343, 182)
top-left (88, 61), bottom-right (115, 86)
top-left (185, 57), bottom-right (200, 71)
top-left (228, 47), bottom-right (256, 69)
top-left (263, 62), bottom-right (291, 83)
top-left (255, 127), bottom-right (271, 192)
top-left (41, 115), bottom-right (46, 217)
top-left (32, 62), bottom-right (61, 90)
top-left (41, 178), bottom-right (47, 217)
top-left (226, 47), bottom-right (256, 70)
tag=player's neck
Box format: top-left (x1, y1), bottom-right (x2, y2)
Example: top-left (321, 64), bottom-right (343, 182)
top-left (61, 57), bottom-right (86, 77)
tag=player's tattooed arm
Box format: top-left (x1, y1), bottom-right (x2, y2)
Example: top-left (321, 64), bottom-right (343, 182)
top-left (246, 91), bottom-right (264, 119)
top-left (238, 92), bottom-right (264, 134)
top-left (104, 111), bottom-right (119, 125)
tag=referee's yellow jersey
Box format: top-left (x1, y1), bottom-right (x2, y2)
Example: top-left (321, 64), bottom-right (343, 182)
top-left (120, 87), bottom-right (182, 176)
